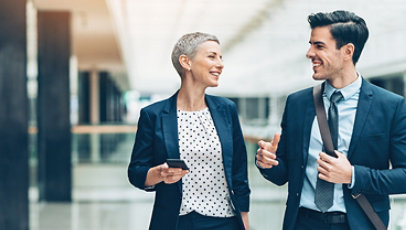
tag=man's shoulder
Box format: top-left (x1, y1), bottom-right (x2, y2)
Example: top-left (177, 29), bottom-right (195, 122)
top-left (287, 86), bottom-right (314, 101)
top-left (365, 80), bottom-right (404, 101)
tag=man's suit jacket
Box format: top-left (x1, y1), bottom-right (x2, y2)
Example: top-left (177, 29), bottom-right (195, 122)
top-left (128, 92), bottom-right (250, 230)
top-left (259, 79), bottom-right (406, 230)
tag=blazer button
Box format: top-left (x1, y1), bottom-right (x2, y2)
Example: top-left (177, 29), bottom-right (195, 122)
top-left (296, 193), bottom-right (299, 197)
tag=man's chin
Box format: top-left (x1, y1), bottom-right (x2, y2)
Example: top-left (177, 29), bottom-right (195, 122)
top-left (312, 74), bottom-right (326, 81)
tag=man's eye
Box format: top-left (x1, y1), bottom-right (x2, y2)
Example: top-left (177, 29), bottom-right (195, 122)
top-left (208, 55), bottom-right (215, 58)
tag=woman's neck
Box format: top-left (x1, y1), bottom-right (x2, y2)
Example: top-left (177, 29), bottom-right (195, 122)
top-left (177, 84), bottom-right (207, 111)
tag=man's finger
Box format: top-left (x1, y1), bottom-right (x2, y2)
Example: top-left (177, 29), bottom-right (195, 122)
top-left (257, 159), bottom-right (278, 168)
top-left (257, 149), bottom-right (276, 159)
top-left (318, 173), bottom-right (331, 182)
top-left (258, 140), bottom-right (271, 150)
top-left (319, 152), bottom-right (335, 163)
top-left (317, 165), bottom-right (329, 175)
top-left (317, 157), bottom-right (330, 170)
top-left (271, 133), bottom-right (281, 147)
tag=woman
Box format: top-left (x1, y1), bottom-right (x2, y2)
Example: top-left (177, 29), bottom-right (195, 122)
top-left (128, 32), bottom-right (250, 230)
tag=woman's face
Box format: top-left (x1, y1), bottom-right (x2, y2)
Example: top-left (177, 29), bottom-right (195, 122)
top-left (189, 41), bottom-right (224, 87)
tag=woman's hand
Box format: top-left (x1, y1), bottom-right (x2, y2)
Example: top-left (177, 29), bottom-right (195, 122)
top-left (160, 163), bottom-right (189, 184)
top-left (241, 212), bottom-right (249, 230)
top-left (145, 163), bottom-right (189, 186)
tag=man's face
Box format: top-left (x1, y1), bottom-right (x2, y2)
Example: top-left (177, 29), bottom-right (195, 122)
top-left (306, 26), bottom-right (345, 81)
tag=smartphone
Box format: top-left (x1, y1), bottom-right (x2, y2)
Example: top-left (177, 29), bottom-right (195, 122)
top-left (166, 159), bottom-right (189, 170)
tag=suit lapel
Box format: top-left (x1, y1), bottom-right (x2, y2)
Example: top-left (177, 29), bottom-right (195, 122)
top-left (161, 92), bottom-right (182, 190)
top-left (348, 79), bottom-right (374, 158)
top-left (303, 89), bottom-right (316, 164)
top-left (206, 96), bottom-right (233, 187)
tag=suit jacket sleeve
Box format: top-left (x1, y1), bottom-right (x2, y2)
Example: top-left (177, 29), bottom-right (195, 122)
top-left (128, 108), bottom-right (156, 191)
top-left (257, 95), bottom-right (290, 186)
top-left (230, 102), bottom-right (251, 212)
top-left (352, 97), bottom-right (406, 195)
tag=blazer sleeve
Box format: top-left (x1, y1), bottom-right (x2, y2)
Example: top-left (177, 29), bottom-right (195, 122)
top-left (352, 98), bottom-right (406, 195)
top-left (257, 96), bottom-right (290, 186)
top-left (128, 108), bottom-right (156, 191)
top-left (230, 102), bottom-right (251, 212)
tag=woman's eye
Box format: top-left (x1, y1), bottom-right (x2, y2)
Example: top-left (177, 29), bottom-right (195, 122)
top-left (208, 55), bottom-right (215, 58)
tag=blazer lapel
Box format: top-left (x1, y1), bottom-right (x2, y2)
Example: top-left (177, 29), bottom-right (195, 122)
top-left (161, 92), bottom-right (182, 190)
top-left (162, 92), bottom-right (180, 159)
top-left (206, 96), bottom-right (233, 187)
top-left (303, 90), bottom-right (316, 164)
top-left (348, 79), bottom-right (374, 159)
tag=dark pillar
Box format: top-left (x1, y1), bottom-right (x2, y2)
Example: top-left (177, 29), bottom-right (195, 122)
top-left (78, 71), bottom-right (90, 124)
top-left (0, 1), bottom-right (29, 229)
top-left (37, 11), bottom-right (72, 201)
top-left (99, 71), bottom-right (109, 122)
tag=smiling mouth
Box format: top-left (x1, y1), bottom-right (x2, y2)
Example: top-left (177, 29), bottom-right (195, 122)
top-left (312, 60), bottom-right (322, 71)
top-left (210, 72), bottom-right (221, 76)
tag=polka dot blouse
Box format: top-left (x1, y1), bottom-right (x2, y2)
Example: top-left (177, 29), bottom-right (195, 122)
top-left (177, 108), bottom-right (235, 217)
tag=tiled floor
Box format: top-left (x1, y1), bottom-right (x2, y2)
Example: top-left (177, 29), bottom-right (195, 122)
top-left (29, 164), bottom-right (406, 230)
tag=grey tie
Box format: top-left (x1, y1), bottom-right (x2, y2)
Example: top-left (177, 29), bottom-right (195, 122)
top-left (314, 91), bottom-right (343, 212)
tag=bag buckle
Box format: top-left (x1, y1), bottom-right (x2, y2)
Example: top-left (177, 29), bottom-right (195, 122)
top-left (352, 193), bottom-right (361, 199)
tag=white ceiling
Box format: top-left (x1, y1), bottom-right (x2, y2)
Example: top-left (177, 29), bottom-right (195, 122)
top-left (35, 0), bottom-right (406, 96)
top-left (106, 0), bottom-right (406, 96)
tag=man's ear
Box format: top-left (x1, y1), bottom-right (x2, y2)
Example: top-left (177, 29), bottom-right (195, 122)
top-left (343, 43), bottom-right (355, 61)
top-left (179, 54), bottom-right (191, 71)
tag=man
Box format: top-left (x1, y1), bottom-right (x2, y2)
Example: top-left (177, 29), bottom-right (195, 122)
top-left (256, 10), bottom-right (406, 230)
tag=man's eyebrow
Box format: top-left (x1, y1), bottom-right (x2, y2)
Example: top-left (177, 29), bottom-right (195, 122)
top-left (309, 41), bottom-right (325, 45)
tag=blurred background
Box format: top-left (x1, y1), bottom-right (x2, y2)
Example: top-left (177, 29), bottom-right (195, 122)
top-left (1, 0), bottom-right (406, 229)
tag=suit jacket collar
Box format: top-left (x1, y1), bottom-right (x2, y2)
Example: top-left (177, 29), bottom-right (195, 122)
top-left (303, 89), bottom-right (316, 164)
top-left (347, 78), bottom-right (374, 158)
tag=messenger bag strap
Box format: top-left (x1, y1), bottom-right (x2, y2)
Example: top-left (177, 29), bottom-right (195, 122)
top-left (312, 84), bottom-right (387, 230)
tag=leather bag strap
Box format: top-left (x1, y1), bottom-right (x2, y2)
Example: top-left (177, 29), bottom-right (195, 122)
top-left (312, 84), bottom-right (386, 230)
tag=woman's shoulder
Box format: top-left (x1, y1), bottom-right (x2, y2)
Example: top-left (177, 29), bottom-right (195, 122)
top-left (206, 94), bottom-right (236, 108)
top-left (141, 95), bottom-right (175, 114)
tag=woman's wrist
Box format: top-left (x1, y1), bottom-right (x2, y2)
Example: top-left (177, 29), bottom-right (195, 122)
top-left (145, 165), bottom-right (163, 186)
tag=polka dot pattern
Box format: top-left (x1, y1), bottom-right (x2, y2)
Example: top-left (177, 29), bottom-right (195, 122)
top-left (177, 108), bottom-right (234, 217)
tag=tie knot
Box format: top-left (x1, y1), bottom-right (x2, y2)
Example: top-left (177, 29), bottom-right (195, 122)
top-left (330, 91), bottom-right (343, 104)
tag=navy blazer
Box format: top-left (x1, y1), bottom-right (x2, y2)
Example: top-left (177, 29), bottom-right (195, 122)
top-left (128, 92), bottom-right (250, 230)
top-left (259, 79), bottom-right (406, 230)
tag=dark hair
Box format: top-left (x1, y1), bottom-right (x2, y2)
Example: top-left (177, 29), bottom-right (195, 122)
top-left (308, 10), bottom-right (369, 65)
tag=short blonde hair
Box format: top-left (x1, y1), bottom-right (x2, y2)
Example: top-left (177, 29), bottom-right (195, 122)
top-left (171, 32), bottom-right (219, 77)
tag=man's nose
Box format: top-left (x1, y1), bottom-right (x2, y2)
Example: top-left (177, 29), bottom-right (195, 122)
top-left (306, 47), bottom-right (314, 59)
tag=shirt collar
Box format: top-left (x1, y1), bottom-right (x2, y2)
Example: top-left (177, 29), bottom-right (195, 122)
top-left (323, 73), bottom-right (362, 101)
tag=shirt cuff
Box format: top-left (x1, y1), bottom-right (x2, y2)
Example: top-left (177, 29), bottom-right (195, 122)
top-left (144, 185), bottom-right (156, 191)
top-left (348, 166), bottom-right (355, 189)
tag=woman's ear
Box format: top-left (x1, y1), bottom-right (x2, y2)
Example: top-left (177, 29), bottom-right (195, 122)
top-left (179, 55), bottom-right (191, 71)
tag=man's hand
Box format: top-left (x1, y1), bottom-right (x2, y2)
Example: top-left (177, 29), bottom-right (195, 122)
top-left (317, 150), bottom-right (352, 184)
top-left (256, 133), bottom-right (280, 169)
